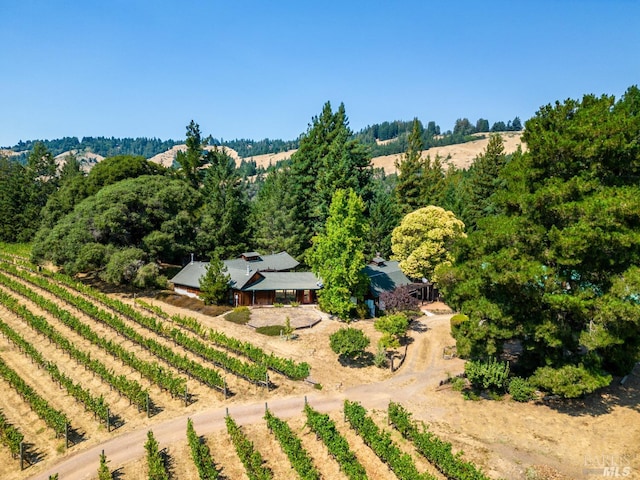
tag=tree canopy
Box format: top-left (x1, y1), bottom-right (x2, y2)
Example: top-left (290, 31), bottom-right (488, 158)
top-left (438, 86), bottom-right (640, 397)
top-left (288, 102), bottom-right (373, 257)
top-left (391, 206), bottom-right (466, 281)
top-left (306, 188), bottom-right (370, 320)
top-left (32, 175), bottom-right (201, 277)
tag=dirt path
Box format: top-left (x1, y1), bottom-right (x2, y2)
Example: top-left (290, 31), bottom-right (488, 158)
top-left (25, 313), bottom-right (457, 480)
top-left (12, 302), bottom-right (640, 480)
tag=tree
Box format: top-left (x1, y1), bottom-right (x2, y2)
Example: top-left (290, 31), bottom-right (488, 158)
top-left (475, 118), bottom-right (490, 133)
top-left (40, 154), bottom-right (165, 229)
top-left (250, 168), bottom-right (305, 255)
top-left (329, 327), bottom-right (370, 360)
top-left (288, 102), bottom-right (373, 257)
top-left (32, 175), bottom-right (201, 279)
top-left (196, 148), bottom-right (249, 259)
top-left (365, 172), bottom-right (400, 259)
top-left (306, 189), bottom-right (370, 320)
top-left (439, 86), bottom-right (640, 397)
top-left (395, 118), bottom-right (424, 214)
top-left (175, 120), bottom-right (208, 188)
top-left (453, 118), bottom-right (475, 136)
top-left (374, 313), bottom-right (410, 349)
top-left (199, 255), bottom-right (231, 305)
top-left (0, 156), bottom-right (30, 242)
top-left (379, 285), bottom-right (420, 313)
top-left (490, 121), bottom-right (507, 132)
top-left (100, 247), bottom-right (146, 285)
top-left (391, 206), bottom-right (466, 281)
top-left (462, 134), bottom-right (510, 231)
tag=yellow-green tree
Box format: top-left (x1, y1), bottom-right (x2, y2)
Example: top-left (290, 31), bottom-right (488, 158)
top-left (391, 206), bottom-right (466, 281)
top-left (307, 188), bottom-right (370, 320)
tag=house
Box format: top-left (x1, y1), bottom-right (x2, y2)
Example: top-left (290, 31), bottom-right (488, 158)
top-left (363, 254), bottom-right (437, 308)
top-left (170, 251), bottom-right (322, 306)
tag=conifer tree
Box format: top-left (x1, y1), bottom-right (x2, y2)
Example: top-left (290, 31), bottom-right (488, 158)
top-left (395, 118), bottom-right (424, 214)
top-left (197, 148), bottom-right (249, 259)
top-left (176, 120), bottom-right (208, 188)
top-left (288, 102), bottom-right (373, 258)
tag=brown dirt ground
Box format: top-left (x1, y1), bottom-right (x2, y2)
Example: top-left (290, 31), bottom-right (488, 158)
top-left (3, 287), bottom-right (639, 480)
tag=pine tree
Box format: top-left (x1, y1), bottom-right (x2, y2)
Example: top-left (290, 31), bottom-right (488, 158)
top-left (199, 255), bottom-right (231, 305)
top-left (395, 118), bottom-right (425, 214)
top-left (176, 120), bottom-right (208, 188)
top-left (463, 134), bottom-right (509, 231)
top-left (197, 148), bottom-right (249, 259)
top-left (288, 102), bottom-right (373, 258)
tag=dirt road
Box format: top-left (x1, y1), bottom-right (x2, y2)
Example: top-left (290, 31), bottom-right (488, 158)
top-left (27, 313), bottom-right (456, 480)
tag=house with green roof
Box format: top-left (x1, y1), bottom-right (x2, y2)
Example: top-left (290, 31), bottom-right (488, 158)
top-left (170, 251), bottom-right (433, 308)
top-left (170, 251), bottom-right (322, 306)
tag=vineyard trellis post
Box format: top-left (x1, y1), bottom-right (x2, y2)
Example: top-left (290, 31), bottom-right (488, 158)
top-left (106, 408), bottom-right (110, 432)
top-left (20, 441), bottom-right (24, 470)
top-left (65, 422), bottom-right (69, 450)
top-left (146, 393), bottom-right (150, 418)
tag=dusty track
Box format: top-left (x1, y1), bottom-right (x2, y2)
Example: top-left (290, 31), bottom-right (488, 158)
top-left (25, 313), bottom-right (456, 480)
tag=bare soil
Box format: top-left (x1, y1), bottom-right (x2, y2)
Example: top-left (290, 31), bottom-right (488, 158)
top-left (1, 284), bottom-right (637, 480)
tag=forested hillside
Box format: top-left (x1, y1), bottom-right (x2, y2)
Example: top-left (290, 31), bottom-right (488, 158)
top-left (1, 89), bottom-right (638, 399)
top-left (3, 114), bottom-right (521, 162)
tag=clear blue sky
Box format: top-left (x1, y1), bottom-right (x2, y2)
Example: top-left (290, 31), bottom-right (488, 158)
top-left (1, 0), bottom-right (638, 147)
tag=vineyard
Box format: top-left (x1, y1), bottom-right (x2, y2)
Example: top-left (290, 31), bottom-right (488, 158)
top-left (0, 251), bottom-right (324, 479)
top-left (32, 400), bottom-right (490, 480)
top-left (1, 245), bottom-right (637, 479)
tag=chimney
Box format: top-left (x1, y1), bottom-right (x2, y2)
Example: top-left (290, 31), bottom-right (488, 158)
top-left (190, 253), bottom-right (194, 264)
top-left (246, 264), bottom-right (251, 276)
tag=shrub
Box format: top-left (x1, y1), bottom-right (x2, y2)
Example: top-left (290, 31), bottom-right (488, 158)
top-left (225, 306), bottom-right (250, 325)
top-left (100, 247), bottom-right (146, 285)
top-left (465, 357), bottom-right (510, 392)
top-left (529, 364), bottom-right (612, 398)
top-left (373, 343), bottom-right (388, 368)
top-left (379, 284), bottom-right (420, 313)
top-left (329, 327), bottom-right (370, 359)
top-left (451, 376), bottom-right (466, 392)
top-left (374, 313), bottom-right (410, 350)
top-left (508, 376), bottom-right (536, 402)
top-left (256, 325), bottom-right (284, 336)
top-left (449, 313), bottom-right (468, 336)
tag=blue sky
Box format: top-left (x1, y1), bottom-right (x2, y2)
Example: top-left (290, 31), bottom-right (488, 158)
top-left (1, 1), bottom-right (638, 147)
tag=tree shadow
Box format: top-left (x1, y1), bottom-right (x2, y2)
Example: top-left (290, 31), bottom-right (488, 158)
top-left (338, 352), bottom-right (374, 368)
top-left (409, 320), bottom-right (430, 333)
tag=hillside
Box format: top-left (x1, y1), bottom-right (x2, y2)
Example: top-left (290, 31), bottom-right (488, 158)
top-left (372, 131), bottom-right (525, 174)
top-left (146, 131), bottom-right (524, 172)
